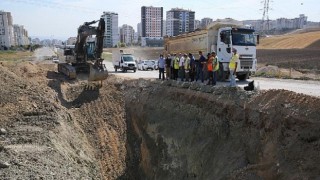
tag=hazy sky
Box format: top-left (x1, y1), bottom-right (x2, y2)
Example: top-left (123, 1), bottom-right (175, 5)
top-left (1, 0), bottom-right (319, 40)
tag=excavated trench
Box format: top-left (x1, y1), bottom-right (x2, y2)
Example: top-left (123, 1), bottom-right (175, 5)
top-left (0, 61), bottom-right (319, 179)
top-left (120, 79), bottom-right (320, 179)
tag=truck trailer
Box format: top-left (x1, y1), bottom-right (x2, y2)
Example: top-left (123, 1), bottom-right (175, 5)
top-left (164, 18), bottom-right (258, 80)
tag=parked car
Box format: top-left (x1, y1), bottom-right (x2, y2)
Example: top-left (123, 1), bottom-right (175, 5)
top-left (151, 60), bottom-right (158, 70)
top-left (138, 60), bottom-right (154, 70)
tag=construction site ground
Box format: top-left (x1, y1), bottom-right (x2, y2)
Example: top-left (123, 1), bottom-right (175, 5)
top-left (0, 38), bottom-right (320, 179)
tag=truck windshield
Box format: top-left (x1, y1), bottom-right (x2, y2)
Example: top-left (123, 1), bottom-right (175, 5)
top-left (232, 29), bottom-right (256, 46)
top-left (123, 55), bottom-right (134, 62)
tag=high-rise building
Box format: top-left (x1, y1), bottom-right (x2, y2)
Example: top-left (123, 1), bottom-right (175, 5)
top-left (166, 8), bottom-right (195, 36)
top-left (120, 24), bottom-right (134, 45)
top-left (201, 17), bottom-right (213, 28)
top-left (141, 6), bottom-right (164, 46)
top-left (141, 6), bottom-right (163, 37)
top-left (0, 11), bottom-right (14, 48)
top-left (101, 12), bottom-right (119, 48)
top-left (194, 20), bottom-right (201, 30)
top-left (13, 25), bottom-right (29, 46)
top-left (162, 20), bottom-right (166, 36)
top-left (137, 22), bottom-right (142, 37)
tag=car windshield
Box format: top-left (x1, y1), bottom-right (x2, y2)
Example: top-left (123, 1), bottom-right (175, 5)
top-left (232, 29), bottom-right (256, 46)
top-left (123, 55), bottom-right (134, 62)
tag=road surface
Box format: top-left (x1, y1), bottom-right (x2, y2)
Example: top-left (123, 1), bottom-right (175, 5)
top-left (34, 47), bottom-right (320, 97)
top-left (103, 61), bottom-right (320, 97)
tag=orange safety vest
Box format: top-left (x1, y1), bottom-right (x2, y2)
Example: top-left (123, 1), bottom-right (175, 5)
top-left (207, 58), bottom-right (213, 71)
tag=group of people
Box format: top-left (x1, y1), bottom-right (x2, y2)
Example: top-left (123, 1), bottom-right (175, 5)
top-left (157, 48), bottom-right (239, 87)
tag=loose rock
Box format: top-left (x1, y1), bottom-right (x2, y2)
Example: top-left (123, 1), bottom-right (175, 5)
top-left (0, 162), bottom-right (10, 168)
top-left (0, 128), bottom-right (7, 135)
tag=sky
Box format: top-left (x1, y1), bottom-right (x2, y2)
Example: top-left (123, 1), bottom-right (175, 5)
top-left (1, 0), bottom-right (319, 40)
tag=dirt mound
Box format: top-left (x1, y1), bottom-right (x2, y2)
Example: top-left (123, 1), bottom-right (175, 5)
top-left (258, 31), bottom-right (320, 49)
top-left (306, 39), bottom-right (320, 49)
top-left (0, 62), bottom-right (126, 179)
top-left (123, 79), bottom-right (320, 179)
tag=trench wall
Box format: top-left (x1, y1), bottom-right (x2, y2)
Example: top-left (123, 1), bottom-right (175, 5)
top-left (123, 80), bottom-right (320, 179)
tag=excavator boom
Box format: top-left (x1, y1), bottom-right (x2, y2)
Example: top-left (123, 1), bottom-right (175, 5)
top-left (59, 18), bottom-right (108, 82)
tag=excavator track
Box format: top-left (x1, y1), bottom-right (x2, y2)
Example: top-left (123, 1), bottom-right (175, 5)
top-left (58, 63), bottom-right (77, 79)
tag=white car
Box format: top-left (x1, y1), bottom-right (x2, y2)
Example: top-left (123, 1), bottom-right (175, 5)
top-left (52, 58), bottom-right (59, 63)
top-left (151, 60), bottom-right (158, 70)
top-left (138, 60), bottom-right (154, 70)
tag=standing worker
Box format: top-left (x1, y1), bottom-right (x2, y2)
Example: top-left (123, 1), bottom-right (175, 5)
top-left (188, 53), bottom-right (195, 82)
top-left (158, 54), bottom-right (165, 80)
top-left (178, 53), bottom-right (185, 81)
top-left (173, 54), bottom-right (179, 80)
top-left (229, 48), bottom-right (239, 87)
top-left (212, 51), bottom-right (219, 86)
top-left (206, 53), bottom-right (213, 85)
top-left (165, 54), bottom-right (172, 80)
top-left (197, 51), bottom-right (206, 83)
top-left (184, 54), bottom-right (191, 81)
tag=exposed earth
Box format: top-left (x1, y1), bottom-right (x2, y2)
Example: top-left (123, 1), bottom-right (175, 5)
top-left (0, 30), bottom-right (320, 179)
top-left (0, 50), bottom-right (320, 179)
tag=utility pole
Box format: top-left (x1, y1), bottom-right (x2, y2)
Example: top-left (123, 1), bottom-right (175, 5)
top-left (261, 0), bottom-right (270, 34)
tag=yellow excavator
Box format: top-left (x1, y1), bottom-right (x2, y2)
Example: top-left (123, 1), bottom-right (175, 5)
top-left (58, 18), bottom-right (108, 83)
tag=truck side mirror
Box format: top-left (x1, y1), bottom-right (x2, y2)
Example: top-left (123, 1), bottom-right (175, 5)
top-left (121, 59), bottom-right (123, 63)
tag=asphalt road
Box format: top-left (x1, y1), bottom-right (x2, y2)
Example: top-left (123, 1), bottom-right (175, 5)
top-left (34, 47), bottom-right (320, 97)
top-left (103, 61), bottom-right (320, 97)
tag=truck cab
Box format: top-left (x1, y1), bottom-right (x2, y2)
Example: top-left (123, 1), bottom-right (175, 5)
top-left (112, 50), bottom-right (137, 72)
top-left (217, 27), bottom-right (257, 80)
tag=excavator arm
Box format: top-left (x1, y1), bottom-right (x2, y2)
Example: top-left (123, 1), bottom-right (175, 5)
top-left (59, 18), bottom-right (108, 82)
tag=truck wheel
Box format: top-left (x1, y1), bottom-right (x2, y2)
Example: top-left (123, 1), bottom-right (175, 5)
top-left (115, 67), bottom-right (117, 72)
top-left (134, 69), bottom-right (136, 72)
top-left (237, 73), bottom-right (249, 81)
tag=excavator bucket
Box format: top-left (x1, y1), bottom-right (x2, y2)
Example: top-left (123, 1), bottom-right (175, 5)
top-left (88, 63), bottom-right (108, 81)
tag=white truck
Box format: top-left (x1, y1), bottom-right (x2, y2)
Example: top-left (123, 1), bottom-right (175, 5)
top-left (112, 49), bottom-right (137, 72)
top-left (164, 18), bottom-right (258, 80)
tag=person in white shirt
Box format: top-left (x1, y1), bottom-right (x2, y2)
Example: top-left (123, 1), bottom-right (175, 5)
top-left (178, 53), bottom-right (185, 81)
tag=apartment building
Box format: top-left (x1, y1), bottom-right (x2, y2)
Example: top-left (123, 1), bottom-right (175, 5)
top-left (101, 12), bottom-right (119, 48)
top-left (166, 8), bottom-right (195, 37)
top-left (13, 25), bottom-right (29, 46)
top-left (0, 11), bottom-right (14, 48)
top-left (194, 20), bottom-right (201, 30)
top-left (141, 6), bottom-right (163, 46)
top-left (201, 17), bottom-right (213, 29)
top-left (120, 24), bottom-right (134, 45)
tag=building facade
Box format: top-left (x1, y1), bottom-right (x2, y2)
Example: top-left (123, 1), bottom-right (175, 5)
top-left (194, 20), bottom-right (201, 30)
top-left (141, 6), bottom-right (163, 46)
top-left (243, 14), bottom-right (309, 32)
top-left (201, 17), bottom-right (213, 29)
top-left (13, 25), bottom-right (29, 46)
top-left (101, 12), bottom-right (119, 48)
top-left (120, 24), bottom-right (134, 45)
top-left (0, 11), bottom-right (14, 48)
top-left (166, 8), bottom-right (195, 37)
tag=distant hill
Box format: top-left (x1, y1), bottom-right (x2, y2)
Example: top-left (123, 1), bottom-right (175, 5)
top-left (258, 31), bottom-right (320, 49)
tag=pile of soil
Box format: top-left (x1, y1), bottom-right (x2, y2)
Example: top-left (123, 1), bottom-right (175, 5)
top-left (0, 62), bottom-right (126, 179)
top-left (1, 61), bottom-right (320, 179)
